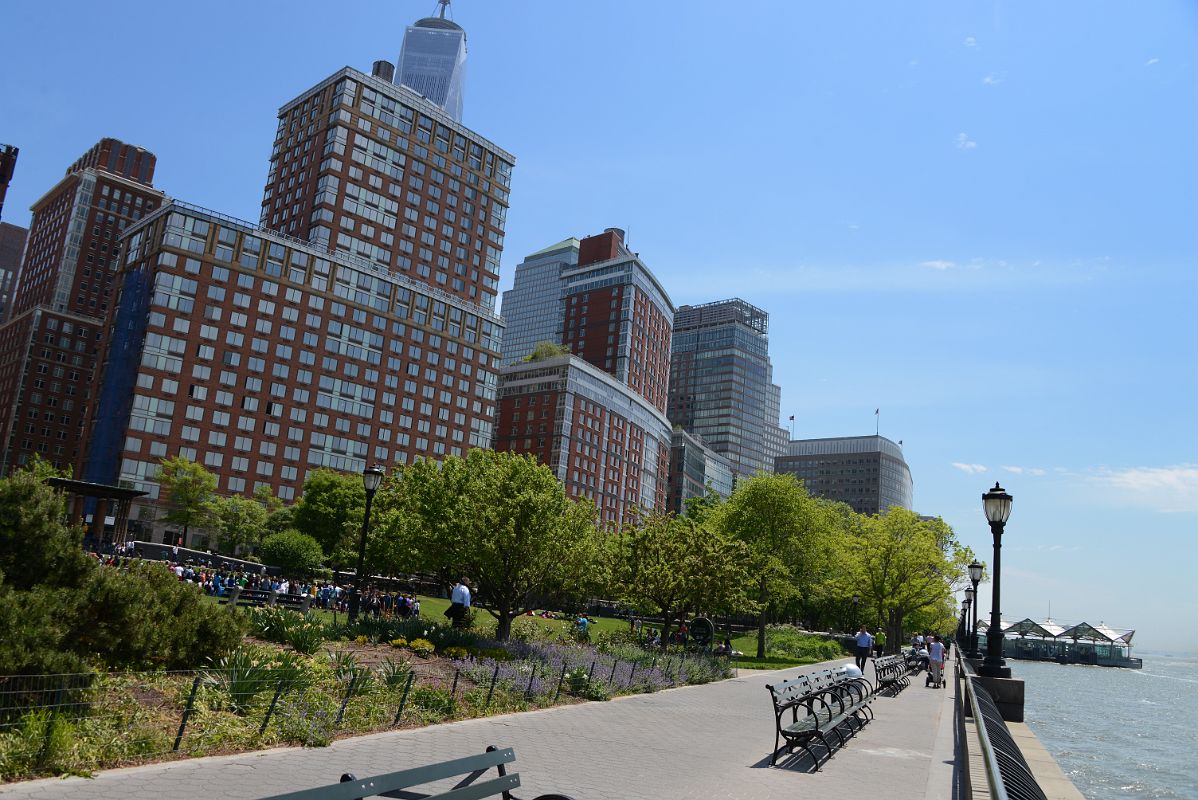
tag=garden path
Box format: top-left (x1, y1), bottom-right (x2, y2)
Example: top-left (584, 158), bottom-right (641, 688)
top-left (0, 659), bottom-right (959, 800)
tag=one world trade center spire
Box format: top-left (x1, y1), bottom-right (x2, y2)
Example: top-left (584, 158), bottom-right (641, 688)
top-left (396, 0), bottom-right (467, 122)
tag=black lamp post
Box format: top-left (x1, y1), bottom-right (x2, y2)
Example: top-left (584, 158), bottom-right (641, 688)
top-left (967, 560), bottom-right (983, 657)
top-left (979, 482), bottom-right (1012, 678)
top-left (347, 465), bottom-right (386, 624)
top-left (852, 593), bottom-right (860, 631)
top-left (958, 594), bottom-right (971, 648)
top-left (962, 587), bottom-right (974, 655)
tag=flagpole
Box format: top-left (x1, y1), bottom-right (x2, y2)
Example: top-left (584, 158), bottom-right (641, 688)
top-left (875, 408), bottom-right (879, 436)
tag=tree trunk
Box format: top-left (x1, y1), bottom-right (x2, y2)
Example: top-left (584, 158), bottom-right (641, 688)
top-left (756, 581), bottom-right (768, 658)
top-left (496, 609), bottom-right (514, 641)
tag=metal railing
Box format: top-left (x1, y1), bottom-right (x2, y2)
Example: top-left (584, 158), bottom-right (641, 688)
top-left (960, 659), bottom-right (1047, 800)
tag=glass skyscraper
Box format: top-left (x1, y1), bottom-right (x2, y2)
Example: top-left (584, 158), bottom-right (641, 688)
top-left (667, 298), bottom-right (788, 480)
top-left (396, 2), bottom-right (467, 122)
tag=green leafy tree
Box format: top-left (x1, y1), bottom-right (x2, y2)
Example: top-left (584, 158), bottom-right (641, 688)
top-left (157, 456), bottom-right (217, 542)
top-left (610, 512), bottom-right (750, 645)
top-left (290, 469), bottom-right (365, 556)
top-left (259, 529), bottom-right (326, 577)
top-left (458, 451), bottom-right (602, 640)
top-left (374, 449), bottom-right (604, 640)
top-left (210, 493), bottom-right (269, 555)
top-left (372, 454), bottom-right (475, 590)
top-left (851, 508), bottom-right (972, 651)
top-left (714, 473), bottom-right (830, 658)
top-left (0, 468), bottom-right (92, 590)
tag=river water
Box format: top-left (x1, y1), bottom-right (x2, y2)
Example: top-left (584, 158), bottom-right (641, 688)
top-left (1013, 652), bottom-right (1198, 799)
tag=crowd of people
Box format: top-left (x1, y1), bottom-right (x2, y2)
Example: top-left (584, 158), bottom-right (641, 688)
top-left (88, 547), bottom-right (424, 618)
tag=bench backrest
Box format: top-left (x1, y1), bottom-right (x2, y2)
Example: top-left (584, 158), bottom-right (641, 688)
top-left (766, 676), bottom-right (811, 709)
top-left (254, 747), bottom-right (520, 800)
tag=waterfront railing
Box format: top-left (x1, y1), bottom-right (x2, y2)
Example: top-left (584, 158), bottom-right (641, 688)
top-left (958, 658), bottom-right (1048, 800)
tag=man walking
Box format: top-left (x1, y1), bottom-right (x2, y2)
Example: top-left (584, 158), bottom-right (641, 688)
top-left (448, 577), bottom-right (472, 628)
top-left (854, 625), bottom-right (875, 671)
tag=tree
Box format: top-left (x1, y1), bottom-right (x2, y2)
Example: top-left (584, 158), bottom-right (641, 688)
top-left (851, 508), bottom-right (972, 651)
top-left (259, 530), bottom-right (326, 577)
top-left (290, 469), bottom-right (366, 556)
top-left (714, 473), bottom-right (832, 658)
top-left (522, 341), bottom-right (570, 362)
top-left (157, 456), bottom-right (217, 542)
top-left (0, 468), bottom-right (92, 590)
top-left (458, 451), bottom-right (602, 640)
top-left (610, 512), bottom-right (750, 645)
top-left (209, 493), bottom-right (269, 555)
top-left (374, 449), bottom-right (604, 640)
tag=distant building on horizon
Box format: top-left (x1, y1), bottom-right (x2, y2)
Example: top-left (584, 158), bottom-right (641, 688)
top-left (667, 298), bottom-right (787, 480)
top-left (396, 0), bottom-right (467, 122)
top-left (774, 434), bottom-right (913, 516)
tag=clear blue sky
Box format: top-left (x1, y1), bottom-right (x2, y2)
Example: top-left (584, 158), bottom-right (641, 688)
top-left (3, 1), bottom-right (1195, 652)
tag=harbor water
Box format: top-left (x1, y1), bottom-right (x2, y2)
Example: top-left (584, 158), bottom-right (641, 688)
top-left (1014, 652), bottom-right (1198, 799)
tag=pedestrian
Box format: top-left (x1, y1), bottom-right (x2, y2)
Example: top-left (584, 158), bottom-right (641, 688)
top-left (927, 635), bottom-right (946, 688)
top-left (447, 577), bottom-right (471, 628)
top-left (854, 624), bottom-right (874, 671)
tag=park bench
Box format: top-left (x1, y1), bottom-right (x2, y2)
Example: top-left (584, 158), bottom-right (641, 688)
top-left (218, 587), bottom-right (312, 612)
top-left (873, 654), bottom-right (911, 693)
top-left (765, 669), bottom-right (874, 768)
top-left (253, 746), bottom-right (576, 800)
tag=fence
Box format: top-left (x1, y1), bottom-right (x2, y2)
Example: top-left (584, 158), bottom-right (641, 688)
top-left (0, 648), bottom-right (727, 781)
top-left (957, 658), bottom-right (1048, 800)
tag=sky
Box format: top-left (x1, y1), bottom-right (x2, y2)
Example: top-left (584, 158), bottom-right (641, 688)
top-left (2, 1), bottom-right (1195, 653)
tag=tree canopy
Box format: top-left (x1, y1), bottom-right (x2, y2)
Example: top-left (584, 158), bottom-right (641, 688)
top-left (157, 456), bottom-right (217, 541)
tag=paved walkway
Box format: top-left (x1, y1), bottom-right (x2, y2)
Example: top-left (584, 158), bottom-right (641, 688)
top-left (1, 659), bottom-right (960, 800)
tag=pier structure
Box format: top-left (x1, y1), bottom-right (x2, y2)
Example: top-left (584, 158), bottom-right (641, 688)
top-left (979, 617), bottom-right (1140, 668)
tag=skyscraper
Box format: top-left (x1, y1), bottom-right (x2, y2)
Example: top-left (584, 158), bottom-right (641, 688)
top-left (0, 138), bottom-right (164, 475)
top-left (775, 435), bottom-right (913, 516)
top-left (667, 298), bottom-right (788, 480)
top-left (498, 237), bottom-right (579, 367)
top-left (397, 0), bottom-right (467, 123)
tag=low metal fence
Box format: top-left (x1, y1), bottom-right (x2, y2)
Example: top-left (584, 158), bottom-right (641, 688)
top-left (0, 649), bottom-right (727, 781)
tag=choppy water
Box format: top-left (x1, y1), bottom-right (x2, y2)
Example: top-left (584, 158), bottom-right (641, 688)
top-left (1014, 653), bottom-right (1198, 799)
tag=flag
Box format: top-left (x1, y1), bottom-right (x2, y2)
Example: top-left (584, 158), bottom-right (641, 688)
top-left (875, 408), bottom-right (879, 415)
top-left (788, 415), bottom-right (795, 421)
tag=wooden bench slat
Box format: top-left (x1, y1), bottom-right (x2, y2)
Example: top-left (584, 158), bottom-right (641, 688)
top-left (255, 749), bottom-right (518, 800)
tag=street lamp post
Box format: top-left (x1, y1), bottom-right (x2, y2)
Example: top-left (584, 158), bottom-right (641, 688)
top-left (347, 465), bottom-right (386, 625)
top-left (958, 595), bottom-right (971, 648)
top-left (962, 587), bottom-right (974, 655)
top-left (979, 482), bottom-right (1013, 678)
top-left (967, 560), bottom-right (983, 657)
top-left (852, 593), bottom-right (860, 631)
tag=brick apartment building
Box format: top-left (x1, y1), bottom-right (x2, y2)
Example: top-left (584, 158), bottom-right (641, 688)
top-left (79, 50), bottom-right (514, 543)
top-left (496, 229), bottom-right (675, 521)
top-left (0, 139), bottom-right (164, 475)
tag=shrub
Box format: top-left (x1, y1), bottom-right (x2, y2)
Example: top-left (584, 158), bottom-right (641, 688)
top-left (201, 645), bottom-right (277, 715)
top-left (377, 658), bottom-right (411, 690)
top-left (442, 646), bottom-right (468, 660)
top-left (765, 625), bottom-right (844, 661)
top-left (408, 638), bottom-right (435, 658)
top-left (389, 638), bottom-right (408, 648)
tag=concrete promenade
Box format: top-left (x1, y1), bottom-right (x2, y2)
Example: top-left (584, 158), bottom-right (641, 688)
top-left (1, 659), bottom-right (960, 800)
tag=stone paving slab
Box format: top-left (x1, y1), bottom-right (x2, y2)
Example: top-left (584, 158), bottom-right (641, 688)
top-left (0, 659), bottom-right (959, 800)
